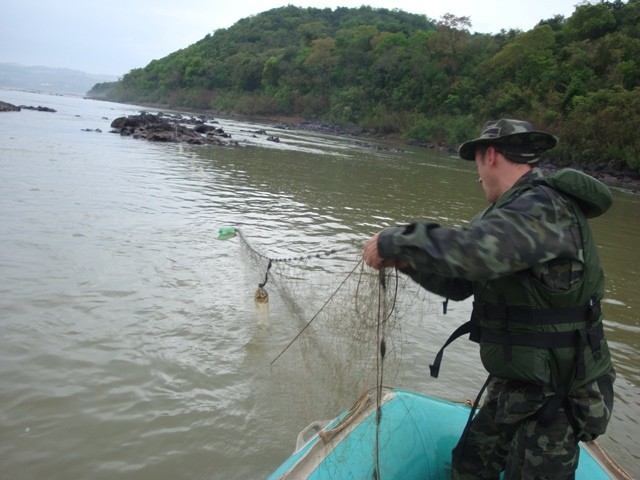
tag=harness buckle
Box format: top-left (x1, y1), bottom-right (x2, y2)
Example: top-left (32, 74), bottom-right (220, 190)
top-left (587, 297), bottom-right (601, 324)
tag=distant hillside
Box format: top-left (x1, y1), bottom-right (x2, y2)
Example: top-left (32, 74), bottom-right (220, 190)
top-left (89, 3), bottom-right (640, 173)
top-left (0, 63), bottom-right (118, 95)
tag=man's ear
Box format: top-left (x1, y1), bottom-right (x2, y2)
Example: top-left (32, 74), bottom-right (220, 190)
top-left (486, 145), bottom-right (499, 167)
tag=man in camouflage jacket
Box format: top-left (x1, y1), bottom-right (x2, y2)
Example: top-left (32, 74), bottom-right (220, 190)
top-left (363, 119), bottom-right (615, 479)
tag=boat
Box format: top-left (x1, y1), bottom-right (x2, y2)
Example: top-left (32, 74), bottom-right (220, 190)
top-left (268, 388), bottom-right (630, 479)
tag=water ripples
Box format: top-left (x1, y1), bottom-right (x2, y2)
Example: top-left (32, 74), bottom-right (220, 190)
top-left (1, 90), bottom-right (639, 479)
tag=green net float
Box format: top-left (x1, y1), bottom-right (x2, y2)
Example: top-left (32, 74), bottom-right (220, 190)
top-left (217, 226), bottom-right (237, 240)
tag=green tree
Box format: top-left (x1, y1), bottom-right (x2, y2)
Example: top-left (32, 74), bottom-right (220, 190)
top-left (560, 86), bottom-right (640, 170)
top-left (487, 25), bottom-right (556, 93)
top-left (90, 3), bottom-right (640, 172)
top-left (564, 3), bottom-right (617, 40)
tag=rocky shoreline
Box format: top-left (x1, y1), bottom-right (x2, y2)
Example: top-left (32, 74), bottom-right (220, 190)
top-left (0, 100), bottom-right (56, 112)
top-left (537, 159), bottom-right (640, 194)
top-left (275, 117), bottom-right (640, 194)
top-left (109, 111), bottom-right (239, 146)
top-left (3, 98), bottom-right (639, 193)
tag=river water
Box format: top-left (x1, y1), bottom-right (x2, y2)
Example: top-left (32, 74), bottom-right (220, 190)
top-left (1, 89), bottom-right (638, 479)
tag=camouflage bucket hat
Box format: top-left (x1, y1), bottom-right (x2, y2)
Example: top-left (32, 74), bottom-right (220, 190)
top-left (458, 119), bottom-right (558, 163)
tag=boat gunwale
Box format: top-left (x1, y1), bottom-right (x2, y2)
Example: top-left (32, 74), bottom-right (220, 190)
top-left (269, 388), bottom-right (631, 480)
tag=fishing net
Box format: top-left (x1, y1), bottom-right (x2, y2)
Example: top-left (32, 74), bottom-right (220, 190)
top-left (232, 227), bottom-right (438, 424)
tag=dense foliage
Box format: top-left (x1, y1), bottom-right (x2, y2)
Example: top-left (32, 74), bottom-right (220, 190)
top-left (89, 2), bottom-right (640, 171)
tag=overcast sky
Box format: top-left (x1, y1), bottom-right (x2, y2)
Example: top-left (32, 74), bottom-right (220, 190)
top-left (2, 0), bottom-right (588, 77)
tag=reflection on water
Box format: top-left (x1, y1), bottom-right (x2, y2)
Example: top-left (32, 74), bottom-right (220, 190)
top-left (0, 89), bottom-right (638, 479)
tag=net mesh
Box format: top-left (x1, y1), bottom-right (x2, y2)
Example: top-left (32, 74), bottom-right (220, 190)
top-left (236, 228), bottom-right (436, 421)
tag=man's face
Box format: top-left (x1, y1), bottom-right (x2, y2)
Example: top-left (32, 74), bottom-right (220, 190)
top-left (474, 146), bottom-right (499, 203)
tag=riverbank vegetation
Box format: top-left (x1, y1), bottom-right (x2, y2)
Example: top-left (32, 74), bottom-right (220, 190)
top-left (89, 1), bottom-right (640, 172)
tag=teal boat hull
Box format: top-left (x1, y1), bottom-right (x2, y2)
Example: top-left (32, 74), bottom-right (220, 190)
top-left (268, 389), bottom-right (619, 479)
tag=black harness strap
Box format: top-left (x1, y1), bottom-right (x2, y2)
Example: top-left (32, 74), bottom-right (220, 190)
top-left (472, 300), bottom-right (600, 325)
top-left (538, 342), bottom-right (581, 432)
top-left (429, 321), bottom-right (474, 378)
top-left (452, 374), bottom-right (493, 465)
top-left (479, 323), bottom-right (604, 349)
top-left (430, 300), bottom-right (603, 380)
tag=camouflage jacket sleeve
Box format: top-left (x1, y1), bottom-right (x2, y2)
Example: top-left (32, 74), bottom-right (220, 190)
top-left (399, 267), bottom-right (474, 301)
top-left (377, 174), bottom-right (581, 292)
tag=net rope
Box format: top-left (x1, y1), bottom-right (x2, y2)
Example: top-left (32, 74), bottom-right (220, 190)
top-left (236, 228), bottom-right (425, 479)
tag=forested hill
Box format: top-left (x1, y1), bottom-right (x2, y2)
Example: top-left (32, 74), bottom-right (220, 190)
top-left (89, 2), bottom-right (640, 172)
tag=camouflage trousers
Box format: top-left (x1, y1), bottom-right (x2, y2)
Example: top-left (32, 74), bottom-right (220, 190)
top-left (451, 370), bottom-right (615, 480)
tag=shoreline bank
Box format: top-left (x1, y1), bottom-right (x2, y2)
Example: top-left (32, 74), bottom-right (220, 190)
top-left (5, 96), bottom-right (640, 194)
